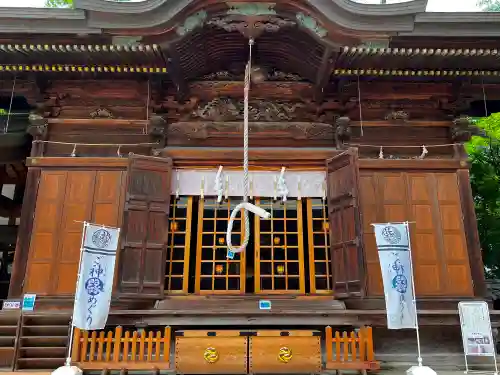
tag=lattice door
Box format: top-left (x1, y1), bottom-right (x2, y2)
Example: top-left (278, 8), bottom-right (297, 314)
top-left (195, 198), bottom-right (246, 294)
top-left (254, 198), bottom-right (305, 294)
top-left (165, 196), bottom-right (193, 294)
top-left (306, 198), bottom-right (333, 294)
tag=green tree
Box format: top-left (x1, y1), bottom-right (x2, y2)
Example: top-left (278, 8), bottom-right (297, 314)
top-left (45, 0), bottom-right (72, 8)
top-left (45, 0), bottom-right (128, 7)
top-left (477, 0), bottom-right (500, 11)
top-left (467, 114), bottom-right (500, 277)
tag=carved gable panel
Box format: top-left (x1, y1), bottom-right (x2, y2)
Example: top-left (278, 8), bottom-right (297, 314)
top-left (187, 97), bottom-right (316, 122)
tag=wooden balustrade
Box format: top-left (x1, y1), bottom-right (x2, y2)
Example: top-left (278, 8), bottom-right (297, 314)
top-left (325, 326), bottom-right (380, 373)
top-left (71, 326), bottom-right (172, 370)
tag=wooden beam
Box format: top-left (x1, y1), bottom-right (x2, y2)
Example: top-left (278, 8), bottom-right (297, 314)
top-left (27, 157), bottom-right (128, 168)
top-left (314, 47), bottom-right (337, 103)
top-left (161, 147), bottom-right (340, 167)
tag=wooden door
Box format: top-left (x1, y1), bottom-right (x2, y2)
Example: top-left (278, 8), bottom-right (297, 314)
top-left (117, 154), bottom-right (173, 298)
top-left (326, 148), bottom-right (365, 298)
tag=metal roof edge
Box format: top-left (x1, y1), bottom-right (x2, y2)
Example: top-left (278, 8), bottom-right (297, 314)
top-left (0, 7), bottom-right (85, 19)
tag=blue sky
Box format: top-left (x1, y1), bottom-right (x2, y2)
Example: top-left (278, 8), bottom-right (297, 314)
top-left (0, 0), bottom-right (483, 10)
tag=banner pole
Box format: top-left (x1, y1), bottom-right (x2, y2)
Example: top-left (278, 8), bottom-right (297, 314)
top-left (405, 221), bottom-right (423, 367)
top-left (64, 221), bottom-right (88, 366)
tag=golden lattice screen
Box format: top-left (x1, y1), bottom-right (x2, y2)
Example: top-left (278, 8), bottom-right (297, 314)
top-left (164, 196), bottom-right (193, 294)
top-left (165, 196), bottom-right (333, 295)
top-left (195, 198), bottom-right (246, 294)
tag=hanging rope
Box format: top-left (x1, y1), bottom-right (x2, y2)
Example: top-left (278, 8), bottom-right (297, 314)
top-left (226, 38), bottom-right (270, 256)
top-left (4, 76), bottom-right (16, 134)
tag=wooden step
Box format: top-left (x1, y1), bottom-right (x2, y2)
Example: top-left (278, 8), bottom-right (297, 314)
top-left (22, 326), bottom-right (68, 336)
top-left (22, 315), bottom-right (70, 327)
top-left (16, 357), bottom-right (65, 370)
top-left (21, 336), bottom-right (67, 347)
top-left (19, 347), bottom-right (67, 358)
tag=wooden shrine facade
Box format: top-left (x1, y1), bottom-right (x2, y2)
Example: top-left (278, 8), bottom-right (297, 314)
top-left (0, 0), bottom-right (497, 372)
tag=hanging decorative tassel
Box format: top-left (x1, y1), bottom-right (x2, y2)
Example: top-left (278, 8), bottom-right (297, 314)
top-left (277, 167), bottom-right (288, 203)
top-left (70, 144), bottom-right (77, 157)
top-left (215, 166), bottom-right (224, 203)
top-left (419, 145), bottom-right (428, 159)
top-left (322, 180), bottom-right (326, 201)
top-left (224, 175), bottom-right (229, 202)
top-left (116, 145), bottom-right (122, 157)
top-left (273, 176), bottom-right (278, 201)
top-left (297, 177), bottom-right (302, 201)
top-left (379, 146), bottom-right (384, 159)
top-left (175, 172), bottom-right (180, 200)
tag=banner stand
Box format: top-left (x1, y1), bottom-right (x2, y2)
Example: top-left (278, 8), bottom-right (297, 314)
top-left (372, 221), bottom-right (437, 375)
top-left (459, 301), bottom-right (498, 375)
top-left (52, 221), bottom-right (120, 375)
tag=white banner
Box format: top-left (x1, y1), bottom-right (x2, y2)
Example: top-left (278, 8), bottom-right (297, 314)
top-left (73, 223), bottom-right (120, 331)
top-left (373, 223), bottom-right (417, 329)
top-left (459, 301), bottom-right (496, 357)
top-left (171, 169), bottom-right (326, 198)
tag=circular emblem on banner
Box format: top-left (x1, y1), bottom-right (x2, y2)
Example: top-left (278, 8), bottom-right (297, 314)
top-left (381, 225), bottom-right (402, 245)
top-left (392, 274), bottom-right (408, 294)
top-left (92, 229), bottom-right (112, 249)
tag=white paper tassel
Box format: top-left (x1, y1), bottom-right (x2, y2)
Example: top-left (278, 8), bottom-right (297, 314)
top-left (277, 167), bottom-right (288, 202)
top-left (215, 166), bottom-right (223, 203)
top-left (419, 145), bottom-right (428, 159)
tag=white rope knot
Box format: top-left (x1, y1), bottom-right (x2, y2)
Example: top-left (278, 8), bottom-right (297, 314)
top-left (226, 37), bottom-right (270, 256)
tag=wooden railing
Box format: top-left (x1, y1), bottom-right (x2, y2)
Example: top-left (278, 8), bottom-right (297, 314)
top-left (71, 326), bottom-right (172, 370)
top-left (325, 326), bottom-right (380, 372)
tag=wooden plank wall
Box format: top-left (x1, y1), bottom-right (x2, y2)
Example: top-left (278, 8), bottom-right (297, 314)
top-left (360, 170), bottom-right (473, 297)
top-left (24, 169), bottom-right (125, 295)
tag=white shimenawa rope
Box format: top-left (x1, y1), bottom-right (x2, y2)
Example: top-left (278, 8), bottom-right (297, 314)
top-left (226, 38), bottom-right (270, 255)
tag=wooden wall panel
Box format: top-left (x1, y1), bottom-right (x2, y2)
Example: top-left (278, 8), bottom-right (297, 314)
top-left (24, 169), bottom-right (125, 296)
top-left (360, 170), bottom-right (473, 297)
top-left (25, 172), bottom-right (67, 293)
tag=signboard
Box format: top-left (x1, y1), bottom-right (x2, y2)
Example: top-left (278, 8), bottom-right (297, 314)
top-left (259, 300), bottom-right (271, 310)
top-left (458, 301), bottom-right (495, 357)
top-left (2, 300), bottom-right (20, 310)
top-left (22, 294), bottom-right (36, 312)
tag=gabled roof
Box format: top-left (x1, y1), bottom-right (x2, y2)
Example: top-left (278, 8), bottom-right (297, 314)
top-left (0, 0), bottom-right (499, 39)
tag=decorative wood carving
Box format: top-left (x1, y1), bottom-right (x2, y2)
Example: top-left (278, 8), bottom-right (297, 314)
top-left (27, 113), bottom-right (48, 137)
top-left (186, 97), bottom-right (317, 122)
top-left (201, 70), bottom-right (304, 82)
top-left (385, 110), bottom-right (410, 122)
top-left (207, 15), bottom-right (296, 36)
top-left (206, 2), bottom-right (295, 38)
top-left (167, 121), bottom-right (334, 141)
top-left (451, 115), bottom-right (486, 142)
top-left (90, 108), bottom-right (114, 119)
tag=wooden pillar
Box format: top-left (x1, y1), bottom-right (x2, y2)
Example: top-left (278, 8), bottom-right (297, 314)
top-left (8, 167), bottom-right (40, 298)
top-left (457, 167), bottom-right (487, 298)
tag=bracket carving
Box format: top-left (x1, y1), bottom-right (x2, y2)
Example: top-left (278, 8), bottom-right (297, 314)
top-left (451, 115), bottom-right (486, 142)
top-left (334, 116), bottom-right (352, 148)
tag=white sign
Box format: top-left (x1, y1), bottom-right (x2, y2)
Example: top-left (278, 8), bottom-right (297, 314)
top-left (2, 300), bottom-right (20, 310)
top-left (373, 223), bottom-right (417, 329)
top-left (459, 301), bottom-right (496, 357)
